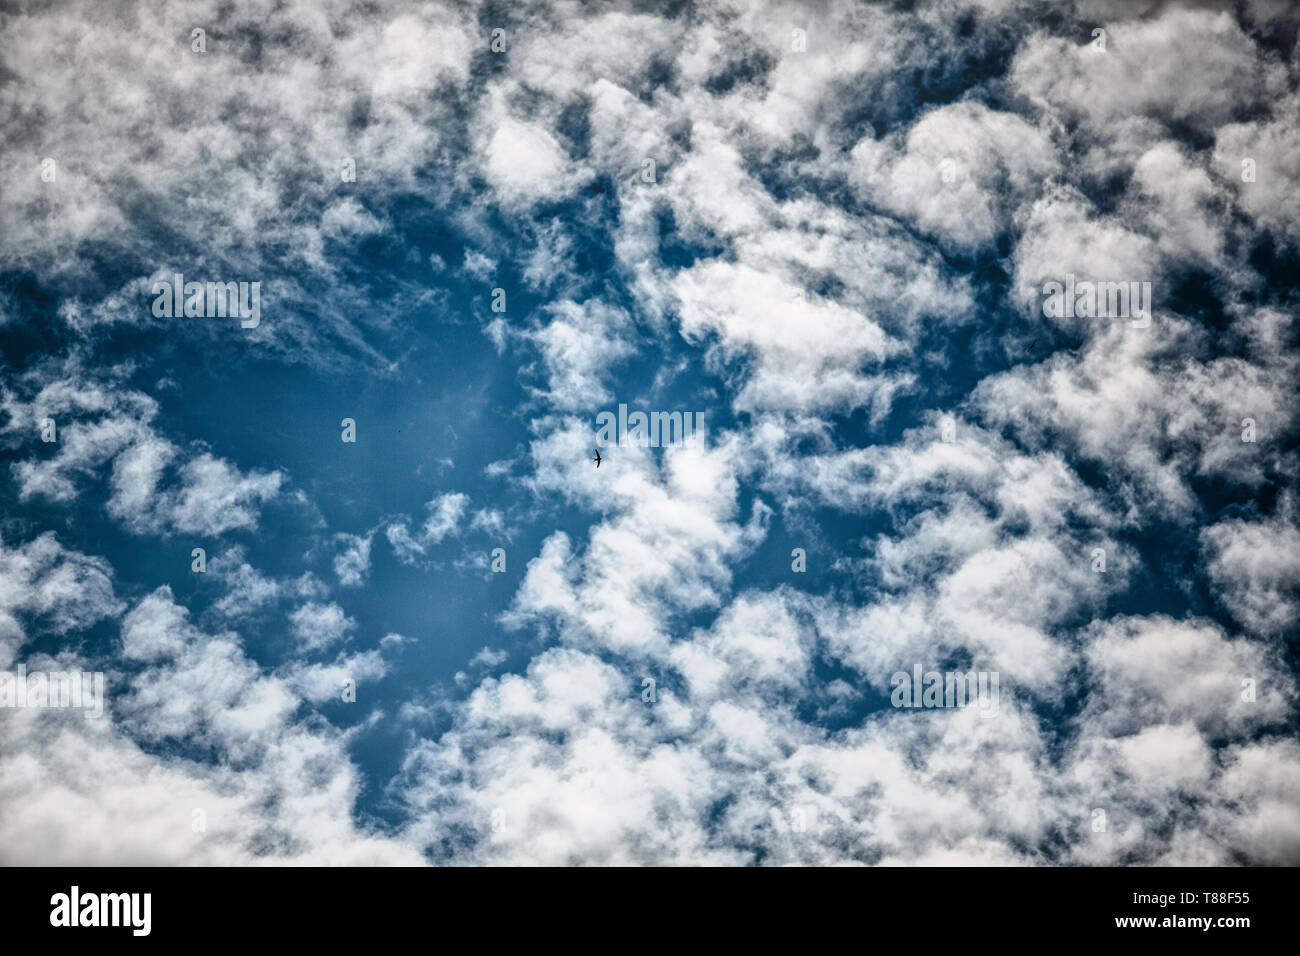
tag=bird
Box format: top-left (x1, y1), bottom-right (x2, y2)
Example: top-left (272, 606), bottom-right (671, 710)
top-left (593, 449), bottom-right (602, 468)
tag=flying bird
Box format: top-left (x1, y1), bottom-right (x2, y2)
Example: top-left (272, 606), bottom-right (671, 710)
top-left (593, 449), bottom-right (602, 468)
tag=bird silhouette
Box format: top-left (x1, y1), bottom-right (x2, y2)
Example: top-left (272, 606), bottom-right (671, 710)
top-left (593, 449), bottom-right (602, 468)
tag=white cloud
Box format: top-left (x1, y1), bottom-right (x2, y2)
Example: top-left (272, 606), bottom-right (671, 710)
top-left (289, 602), bottom-right (356, 655)
top-left (286, 650), bottom-right (387, 705)
top-left (1201, 503), bottom-right (1300, 636)
top-left (1009, 9), bottom-right (1286, 131)
top-left (0, 532), bottom-right (123, 668)
top-left (4, 361), bottom-right (282, 536)
top-left (849, 100), bottom-right (1059, 250)
top-left (481, 113), bottom-right (590, 209)
top-left (333, 533), bottom-right (373, 588)
top-left (0, 583), bottom-right (421, 864)
top-left (523, 300), bottom-right (637, 412)
top-left (385, 492), bottom-right (471, 565)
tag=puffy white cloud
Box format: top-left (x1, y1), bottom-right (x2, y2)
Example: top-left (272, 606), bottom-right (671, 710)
top-left (208, 547), bottom-right (325, 620)
top-left (162, 454), bottom-right (283, 537)
top-left (1009, 9), bottom-right (1286, 131)
top-left (480, 111), bottom-right (591, 209)
top-left (289, 602), bottom-right (356, 654)
top-left (0, 576), bottom-right (421, 864)
top-left (510, 419), bottom-right (766, 657)
top-left (286, 650), bottom-right (387, 705)
top-left (333, 533), bottom-right (373, 588)
top-left (1213, 91), bottom-right (1300, 241)
top-left (1201, 503), bottom-right (1300, 636)
top-left (0, 533), bottom-right (123, 668)
top-left (673, 261), bottom-right (896, 415)
top-left (850, 100), bottom-right (1060, 250)
top-left (385, 492), bottom-right (471, 565)
top-left (1080, 615), bottom-right (1290, 739)
top-left (4, 360), bottom-right (282, 535)
top-left (520, 300), bottom-right (637, 412)
top-left (974, 308), bottom-right (1296, 518)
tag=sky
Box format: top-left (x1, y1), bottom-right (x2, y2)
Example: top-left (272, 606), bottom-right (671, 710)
top-left (0, 0), bottom-right (1297, 865)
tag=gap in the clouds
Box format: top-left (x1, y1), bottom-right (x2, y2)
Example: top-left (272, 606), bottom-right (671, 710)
top-left (1073, 165), bottom-right (1132, 217)
top-left (829, 16), bottom-right (1018, 146)
top-left (0, 218), bottom-right (623, 843)
top-left (737, 492), bottom-right (891, 603)
top-left (536, 191), bottom-right (622, 280)
top-left (1198, 473), bottom-right (1286, 522)
top-left (555, 96), bottom-right (594, 161)
top-left (641, 52), bottom-right (680, 105)
top-left (0, 273), bottom-right (67, 372)
top-left (1244, 11), bottom-right (1300, 61)
top-left (874, 320), bottom-right (1011, 438)
top-left (1165, 269), bottom-right (1231, 340)
top-left (468, 0), bottom-right (517, 85)
top-left (1245, 234), bottom-right (1300, 308)
top-left (152, 324), bottom-right (527, 616)
top-left (704, 45), bottom-right (776, 97)
top-left (802, 651), bottom-right (895, 733)
top-left (1055, 456), bottom-right (1288, 643)
top-left (17, 613), bottom-right (122, 673)
top-left (1162, 119), bottom-right (1219, 153)
top-left (1028, 663), bottom-right (1091, 766)
top-left (655, 206), bottom-right (726, 269)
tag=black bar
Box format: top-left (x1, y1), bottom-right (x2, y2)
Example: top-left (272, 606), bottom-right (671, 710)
top-left (2, 866), bottom-right (1288, 943)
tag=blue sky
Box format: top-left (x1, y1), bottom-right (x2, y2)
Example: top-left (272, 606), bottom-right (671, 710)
top-left (1, 0), bottom-right (1298, 865)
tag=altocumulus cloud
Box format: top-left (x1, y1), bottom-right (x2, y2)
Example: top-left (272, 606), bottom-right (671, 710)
top-left (0, 0), bottom-right (1297, 866)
